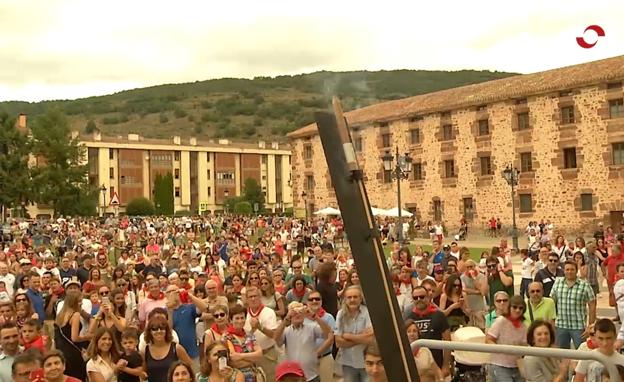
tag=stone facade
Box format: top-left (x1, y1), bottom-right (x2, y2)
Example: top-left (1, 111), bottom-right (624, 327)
top-left (289, 57), bottom-right (624, 234)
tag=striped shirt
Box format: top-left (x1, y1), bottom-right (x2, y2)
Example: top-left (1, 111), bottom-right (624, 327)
top-left (550, 277), bottom-right (595, 330)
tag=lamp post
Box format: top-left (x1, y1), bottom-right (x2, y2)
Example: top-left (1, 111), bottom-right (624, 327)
top-left (502, 165), bottom-right (520, 251)
top-left (223, 189), bottom-right (229, 215)
top-left (301, 190), bottom-right (308, 223)
top-left (381, 147), bottom-right (412, 243)
top-left (100, 184), bottom-right (107, 217)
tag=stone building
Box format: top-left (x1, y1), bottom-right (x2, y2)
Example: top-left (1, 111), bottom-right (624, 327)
top-left (287, 55), bottom-right (624, 234)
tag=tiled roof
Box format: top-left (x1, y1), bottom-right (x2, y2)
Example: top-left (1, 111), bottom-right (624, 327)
top-left (287, 55), bottom-right (624, 139)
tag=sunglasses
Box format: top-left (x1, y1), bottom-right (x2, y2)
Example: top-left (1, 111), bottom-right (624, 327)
top-left (214, 313), bottom-right (227, 318)
top-left (150, 326), bottom-right (167, 332)
top-left (308, 297), bottom-right (321, 302)
top-left (487, 265), bottom-right (497, 269)
top-left (100, 291), bottom-right (110, 296)
top-left (529, 290), bottom-right (542, 293)
top-left (16, 297), bottom-right (27, 303)
top-left (511, 305), bottom-right (524, 310)
top-left (453, 283), bottom-right (461, 287)
top-left (413, 295), bottom-right (427, 300)
top-left (250, 277), bottom-right (259, 280)
top-left (293, 266), bottom-right (302, 269)
top-left (495, 299), bottom-right (508, 303)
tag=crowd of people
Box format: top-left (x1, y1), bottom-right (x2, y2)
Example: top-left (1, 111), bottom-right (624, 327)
top-left (0, 214), bottom-right (623, 382)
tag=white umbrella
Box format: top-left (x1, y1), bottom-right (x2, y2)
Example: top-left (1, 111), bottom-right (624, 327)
top-left (370, 207), bottom-right (387, 216)
top-left (313, 207), bottom-right (341, 215)
top-left (383, 207), bottom-right (413, 217)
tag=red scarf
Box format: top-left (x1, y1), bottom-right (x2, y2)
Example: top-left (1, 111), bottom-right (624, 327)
top-left (148, 292), bottom-right (164, 300)
top-left (293, 287), bottom-right (307, 298)
top-left (210, 323), bottom-right (231, 336)
top-left (226, 325), bottom-right (246, 337)
top-left (248, 304), bottom-right (264, 318)
top-left (411, 303), bottom-right (437, 317)
top-left (506, 315), bottom-right (522, 328)
top-left (587, 338), bottom-right (597, 349)
top-left (317, 307), bottom-right (326, 318)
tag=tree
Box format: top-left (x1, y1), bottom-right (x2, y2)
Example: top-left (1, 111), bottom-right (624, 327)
top-left (153, 172), bottom-right (174, 215)
top-left (243, 178), bottom-right (264, 213)
top-left (0, 112), bottom-right (32, 217)
top-left (84, 119), bottom-right (97, 134)
top-left (126, 197), bottom-right (155, 216)
top-left (234, 201), bottom-right (252, 214)
top-left (30, 109), bottom-right (97, 216)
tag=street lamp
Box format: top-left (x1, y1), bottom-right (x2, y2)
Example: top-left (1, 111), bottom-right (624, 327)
top-left (223, 189), bottom-right (229, 215)
top-left (502, 165), bottom-right (521, 251)
top-left (381, 147), bottom-right (412, 243)
top-left (301, 190), bottom-right (308, 223)
top-left (100, 184), bottom-right (107, 217)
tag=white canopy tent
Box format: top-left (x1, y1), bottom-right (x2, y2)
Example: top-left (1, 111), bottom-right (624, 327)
top-left (383, 207), bottom-right (413, 217)
top-left (370, 207), bottom-right (387, 216)
top-left (313, 207), bottom-right (341, 215)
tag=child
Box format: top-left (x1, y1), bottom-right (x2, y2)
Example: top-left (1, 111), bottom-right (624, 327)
top-left (519, 249), bottom-right (534, 298)
top-left (21, 318), bottom-right (46, 353)
top-left (117, 327), bottom-right (146, 382)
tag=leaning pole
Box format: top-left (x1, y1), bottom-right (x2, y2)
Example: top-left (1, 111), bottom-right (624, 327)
top-left (314, 97), bottom-right (419, 381)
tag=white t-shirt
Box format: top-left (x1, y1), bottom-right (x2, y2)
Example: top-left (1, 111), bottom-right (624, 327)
top-left (575, 350), bottom-right (624, 381)
top-left (614, 279), bottom-right (624, 312)
top-left (521, 257), bottom-right (535, 279)
top-left (244, 306), bottom-right (277, 350)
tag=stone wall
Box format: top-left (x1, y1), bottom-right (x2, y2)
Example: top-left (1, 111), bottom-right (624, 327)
top-left (291, 82), bottom-right (624, 235)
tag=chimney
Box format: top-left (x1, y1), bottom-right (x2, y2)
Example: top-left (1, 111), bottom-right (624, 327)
top-left (173, 136), bottom-right (181, 145)
top-left (258, 140), bottom-right (266, 149)
top-left (70, 131), bottom-right (79, 139)
top-left (128, 134), bottom-right (139, 141)
top-left (93, 129), bottom-right (102, 141)
top-left (271, 141), bottom-right (279, 149)
top-left (17, 114), bottom-right (27, 130)
top-left (218, 139), bottom-right (229, 145)
top-left (189, 137), bottom-right (197, 146)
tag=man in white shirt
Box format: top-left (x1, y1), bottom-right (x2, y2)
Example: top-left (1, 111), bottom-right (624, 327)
top-left (575, 318), bottom-right (624, 381)
top-left (244, 286), bottom-right (278, 382)
top-left (0, 263), bottom-right (15, 297)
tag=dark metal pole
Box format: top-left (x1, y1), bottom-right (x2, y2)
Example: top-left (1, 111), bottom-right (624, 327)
top-left (315, 100), bottom-right (419, 382)
top-left (511, 167), bottom-right (519, 251)
top-left (396, 146), bottom-right (403, 243)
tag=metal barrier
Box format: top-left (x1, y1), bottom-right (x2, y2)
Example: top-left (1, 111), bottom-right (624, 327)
top-left (411, 339), bottom-right (621, 382)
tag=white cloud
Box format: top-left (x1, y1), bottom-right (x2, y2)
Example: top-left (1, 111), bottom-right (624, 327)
top-left (0, 0), bottom-right (622, 101)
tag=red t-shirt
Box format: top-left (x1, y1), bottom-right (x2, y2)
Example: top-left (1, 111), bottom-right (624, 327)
top-left (604, 253), bottom-right (624, 285)
top-left (23, 335), bottom-right (46, 353)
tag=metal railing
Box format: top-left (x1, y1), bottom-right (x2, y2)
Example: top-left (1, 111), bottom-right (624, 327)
top-left (411, 339), bottom-right (621, 382)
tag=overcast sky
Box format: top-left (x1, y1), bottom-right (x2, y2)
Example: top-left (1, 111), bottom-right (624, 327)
top-left (1, 0), bottom-right (622, 102)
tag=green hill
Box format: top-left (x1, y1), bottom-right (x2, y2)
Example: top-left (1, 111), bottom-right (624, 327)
top-left (0, 69), bottom-right (517, 141)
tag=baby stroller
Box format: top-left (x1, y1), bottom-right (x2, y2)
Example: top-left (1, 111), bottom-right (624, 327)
top-left (451, 326), bottom-right (488, 382)
top-left (454, 223), bottom-right (467, 241)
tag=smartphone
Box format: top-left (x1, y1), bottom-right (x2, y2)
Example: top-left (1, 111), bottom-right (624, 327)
top-left (102, 296), bottom-right (110, 305)
top-left (217, 349), bottom-right (228, 370)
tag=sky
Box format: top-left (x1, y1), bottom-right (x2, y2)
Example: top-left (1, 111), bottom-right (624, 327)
top-left (1, 0), bottom-right (622, 102)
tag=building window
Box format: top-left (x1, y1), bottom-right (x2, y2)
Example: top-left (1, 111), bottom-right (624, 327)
top-left (381, 133), bottom-right (391, 148)
top-left (613, 142), bottom-right (624, 165)
top-left (109, 167), bottom-right (114, 179)
top-left (174, 151), bottom-right (181, 161)
top-left (561, 106), bottom-right (575, 124)
top-left (413, 163), bottom-right (423, 181)
top-left (517, 112), bottom-right (530, 130)
top-left (442, 124), bottom-right (453, 140)
top-left (520, 194), bottom-right (533, 213)
top-left (207, 170), bottom-right (211, 180)
top-left (478, 119), bottom-right (489, 136)
top-left (109, 150), bottom-right (114, 160)
top-left (563, 148), bottom-right (577, 169)
top-left (433, 200), bottom-right (442, 221)
top-left (520, 152), bottom-right (533, 172)
top-left (304, 145), bottom-right (312, 160)
top-left (581, 193), bottom-right (593, 211)
top-left (383, 169), bottom-right (392, 183)
top-left (463, 198), bottom-right (474, 220)
top-left (608, 82), bottom-right (622, 89)
top-left (305, 175), bottom-right (315, 190)
top-left (174, 169), bottom-right (180, 179)
top-left (216, 172), bottom-right (235, 183)
top-left (175, 187), bottom-right (180, 197)
top-left (410, 129), bottom-right (420, 144)
top-left (354, 136), bottom-right (363, 152)
top-left (444, 160), bottom-right (455, 178)
top-left (609, 99), bottom-right (624, 118)
top-left (120, 175), bottom-right (137, 185)
top-left (207, 187), bottom-right (211, 197)
top-left (480, 156), bottom-right (492, 175)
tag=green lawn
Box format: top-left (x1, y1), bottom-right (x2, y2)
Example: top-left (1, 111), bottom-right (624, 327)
top-left (383, 244), bottom-right (488, 263)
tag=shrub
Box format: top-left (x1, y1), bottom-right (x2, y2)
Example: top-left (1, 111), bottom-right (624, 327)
top-left (159, 113), bottom-right (169, 124)
top-left (174, 209), bottom-right (192, 216)
top-left (233, 201), bottom-right (252, 215)
top-left (200, 100), bottom-right (212, 109)
top-left (174, 108), bottom-right (187, 118)
top-left (125, 197), bottom-right (155, 216)
top-left (85, 120), bottom-right (97, 133)
top-left (101, 116), bottom-right (119, 125)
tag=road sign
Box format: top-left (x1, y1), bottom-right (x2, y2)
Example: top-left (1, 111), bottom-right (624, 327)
top-left (109, 192), bottom-right (120, 206)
